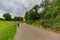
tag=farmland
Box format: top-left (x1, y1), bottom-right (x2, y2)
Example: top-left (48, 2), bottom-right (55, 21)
top-left (0, 21), bottom-right (17, 40)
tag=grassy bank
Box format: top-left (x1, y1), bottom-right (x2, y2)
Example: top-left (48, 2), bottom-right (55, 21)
top-left (31, 21), bottom-right (60, 34)
top-left (0, 21), bottom-right (17, 40)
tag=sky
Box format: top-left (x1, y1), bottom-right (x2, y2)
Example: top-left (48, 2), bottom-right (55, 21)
top-left (0, 0), bottom-right (42, 18)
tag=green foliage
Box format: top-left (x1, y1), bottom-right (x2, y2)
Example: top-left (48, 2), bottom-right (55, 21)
top-left (54, 16), bottom-right (60, 23)
top-left (0, 21), bottom-right (17, 40)
top-left (40, 0), bottom-right (60, 29)
top-left (25, 0), bottom-right (60, 31)
top-left (25, 4), bottom-right (40, 23)
top-left (24, 11), bottom-right (28, 21)
top-left (41, 19), bottom-right (54, 28)
top-left (52, 22), bottom-right (60, 31)
top-left (0, 18), bottom-right (5, 21)
top-left (44, 0), bottom-right (60, 19)
top-left (25, 10), bottom-right (40, 24)
top-left (2, 13), bottom-right (23, 21)
top-left (14, 16), bottom-right (23, 21)
top-left (3, 13), bottom-right (12, 21)
top-left (26, 20), bottom-right (34, 24)
top-left (28, 11), bottom-right (40, 20)
top-left (32, 5), bottom-right (40, 13)
top-left (42, 0), bottom-right (50, 7)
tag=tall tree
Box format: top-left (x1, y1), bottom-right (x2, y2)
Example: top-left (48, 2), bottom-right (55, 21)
top-left (3, 13), bottom-right (12, 21)
top-left (32, 5), bottom-right (40, 13)
top-left (45, 0), bottom-right (60, 18)
top-left (24, 11), bottom-right (28, 21)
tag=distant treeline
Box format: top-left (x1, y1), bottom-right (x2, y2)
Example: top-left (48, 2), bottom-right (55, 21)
top-left (0, 13), bottom-right (23, 21)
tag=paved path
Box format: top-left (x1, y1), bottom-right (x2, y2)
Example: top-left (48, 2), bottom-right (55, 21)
top-left (13, 23), bottom-right (60, 40)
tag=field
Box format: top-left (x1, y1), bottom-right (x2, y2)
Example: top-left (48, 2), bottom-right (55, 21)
top-left (0, 21), bottom-right (17, 40)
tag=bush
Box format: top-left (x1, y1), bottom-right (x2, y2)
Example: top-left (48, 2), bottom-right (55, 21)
top-left (41, 19), bottom-right (53, 28)
top-left (26, 20), bottom-right (34, 24)
top-left (54, 16), bottom-right (60, 23)
top-left (52, 22), bottom-right (60, 31)
top-left (0, 18), bottom-right (5, 21)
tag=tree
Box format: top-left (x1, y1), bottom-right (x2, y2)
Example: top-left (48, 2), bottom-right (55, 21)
top-left (41, 0), bottom-right (51, 9)
top-left (32, 5), bottom-right (40, 13)
top-left (54, 16), bottom-right (60, 23)
top-left (3, 13), bottom-right (12, 21)
top-left (38, 0), bottom-right (52, 19)
top-left (24, 11), bottom-right (28, 21)
top-left (14, 16), bottom-right (23, 21)
top-left (44, 0), bottom-right (60, 19)
top-left (52, 22), bottom-right (60, 31)
top-left (25, 10), bottom-right (40, 21)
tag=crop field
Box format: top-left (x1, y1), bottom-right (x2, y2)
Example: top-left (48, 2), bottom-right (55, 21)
top-left (0, 21), bottom-right (17, 40)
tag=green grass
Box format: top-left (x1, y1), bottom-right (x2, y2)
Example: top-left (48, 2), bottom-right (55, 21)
top-left (0, 21), bottom-right (17, 40)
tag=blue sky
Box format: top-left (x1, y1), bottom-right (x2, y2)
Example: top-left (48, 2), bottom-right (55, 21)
top-left (0, 0), bottom-right (42, 18)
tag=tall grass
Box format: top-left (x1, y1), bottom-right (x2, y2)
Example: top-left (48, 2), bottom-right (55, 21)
top-left (0, 21), bottom-right (17, 40)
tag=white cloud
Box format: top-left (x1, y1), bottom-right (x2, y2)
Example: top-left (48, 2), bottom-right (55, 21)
top-left (0, 10), bottom-right (5, 13)
top-left (22, 0), bottom-right (26, 3)
top-left (0, 0), bottom-right (42, 18)
top-left (0, 10), bottom-right (5, 18)
top-left (0, 13), bottom-right (4, 18)
top-left (0, 9), bottom-right (16, 18)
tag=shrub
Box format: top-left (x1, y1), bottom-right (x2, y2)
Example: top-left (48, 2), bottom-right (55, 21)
top-left (54, 16), bottom-right (60, 23)
top-left (52, 22), bottom-right (60, 31)
top-left (41, 19), bottom-right (53, 28)
top-left (26, 20), bottom-right (34, 24)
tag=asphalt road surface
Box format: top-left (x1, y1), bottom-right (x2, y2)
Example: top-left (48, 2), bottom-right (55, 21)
top-left (13, 23), bottom-right (60, 40)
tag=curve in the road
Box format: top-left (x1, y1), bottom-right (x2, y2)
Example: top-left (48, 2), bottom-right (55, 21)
top-left (13, 23), bottom-right (60, 40)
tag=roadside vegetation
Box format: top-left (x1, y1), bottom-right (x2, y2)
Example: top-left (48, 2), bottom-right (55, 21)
top-left (1, 13), bottom-right (23, 21)
top-left (0, 12), bottom-right (23, 40)
top-left (0, 21), bottom-right (17, 40)
top-left (1, 0), bottom-right (60, 40)
top-left (24, 0), bottom-right (60, 34)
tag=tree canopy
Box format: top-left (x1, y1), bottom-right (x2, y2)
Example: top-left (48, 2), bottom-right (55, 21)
top-left (0, 13), bottom-right (23, 21)
top-left (14, 16), bottom-right (23, 21)
top-left (25, 0), bottom-right (60, 30)
top-left (3, 13), bottom-right (12, 21)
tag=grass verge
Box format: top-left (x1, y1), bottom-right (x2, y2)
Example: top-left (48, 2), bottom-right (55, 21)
top-left (0, 21), bottom-right (17, 40)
